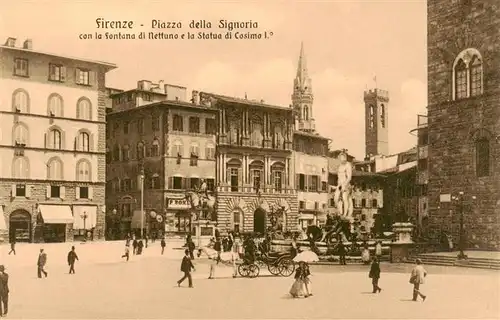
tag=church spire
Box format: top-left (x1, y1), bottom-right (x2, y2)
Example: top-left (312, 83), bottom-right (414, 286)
top-left (296, 41), bottom-right (308, 79)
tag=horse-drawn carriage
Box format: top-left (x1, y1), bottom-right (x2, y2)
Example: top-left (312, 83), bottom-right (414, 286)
top-left (238, 251), bottom-right (295, 278)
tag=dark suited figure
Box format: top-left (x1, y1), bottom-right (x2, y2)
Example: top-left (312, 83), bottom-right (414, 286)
top-left (177, 249), bottom-right (195, 288)
top-left (8, 240), bottom-right (15, 255)
top-left (188, 239), bottom-right (195, 260)
top-left (37, 249), bottom-right (48, 278)
top-left (0, 265), bottom-right (9, 316)
top-left (67, 246), bottom-right (79, 274)
top-left (338, 241), bottom-right (346, 265)
top-left (369, 257), bottom-right (382, 293)
top-left (161, 238), bottom-right (166, 255)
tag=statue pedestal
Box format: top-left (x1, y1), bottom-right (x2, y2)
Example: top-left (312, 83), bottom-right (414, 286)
top-left (390, 222), bottom-right (414, 263)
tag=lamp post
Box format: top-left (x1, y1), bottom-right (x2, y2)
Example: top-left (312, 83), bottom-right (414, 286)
top-left (140, 170), bottom-right (145, 239)
top-left (452, 191), bottom-right (476, 260)
top-left (81, 211), bottom-right (88, 241)
top-left (112, 208), bottom-right (117, 239)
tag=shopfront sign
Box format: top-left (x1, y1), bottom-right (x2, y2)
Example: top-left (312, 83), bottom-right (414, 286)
top-left (166, 198), bottom-right (190, 210)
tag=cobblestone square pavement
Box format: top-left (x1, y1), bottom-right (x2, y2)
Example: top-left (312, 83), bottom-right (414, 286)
top-left (0, 242), bottom-right (498, 319)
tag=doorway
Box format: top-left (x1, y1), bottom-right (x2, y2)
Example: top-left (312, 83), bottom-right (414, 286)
top-left (253, 208), bottom-right (266, 234)
top-left (9, 210), bottom-right (32, 242)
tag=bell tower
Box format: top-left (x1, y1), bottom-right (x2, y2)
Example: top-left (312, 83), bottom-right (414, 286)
top-left (292, 42), bottom-right (315, 132)
top-left (364, 88), bottom-right (389, 157)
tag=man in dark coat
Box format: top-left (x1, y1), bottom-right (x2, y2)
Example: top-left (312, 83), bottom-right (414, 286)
top-left (338, 241), bottom-right (346, 265)
top-left (8, 239), bottom-right (15, 255)
top-left (132, 238), bottom-right (138, 255)
top-left (177, 249), bottom-right (195, 288)
top-left (0, 265), bottom-right (9, 316)
top-left (67, 246), bottom-right (79, 274)
top-left (160, 238), bottom-right (166, 255)
top-left (369, 257), bottom-right (382, 293)
top-left (37, 249), bottom-right (48, 278)
top-left (187, 238), bottom-right (196, 260)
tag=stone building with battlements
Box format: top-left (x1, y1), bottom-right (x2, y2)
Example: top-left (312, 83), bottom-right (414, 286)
top-left (0, 37), bottom-right (116, 243)
top-left (426, 0), bottom-right (500, 250)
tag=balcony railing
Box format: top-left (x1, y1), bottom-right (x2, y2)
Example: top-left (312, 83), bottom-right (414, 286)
top-left (217, 185), bottom-right (296, 195)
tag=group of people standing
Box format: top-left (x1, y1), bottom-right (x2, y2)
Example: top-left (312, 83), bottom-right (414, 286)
top-left (121, 234), bottom-right (167, 261)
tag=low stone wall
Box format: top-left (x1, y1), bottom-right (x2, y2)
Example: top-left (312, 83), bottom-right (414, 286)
top-left (271, 239), bottom-right (392, 256)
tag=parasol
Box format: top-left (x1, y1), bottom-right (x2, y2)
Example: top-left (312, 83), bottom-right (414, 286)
top-left (293, 250), bottom-right (319, 263)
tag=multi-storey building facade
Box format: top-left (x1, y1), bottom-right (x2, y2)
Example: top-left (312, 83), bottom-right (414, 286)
top-left (105, 82), bottom-right (216, 238)
top-left (426, 0), bottom-right (500, 250)
top-left (0, 37), bottom-right (116, 242)
top-left (410, 114), bottom-right (429, 235)
top-left (204, 91), bottom-right (298, 234)
top-left (291, 43), bottom-right (330, 229)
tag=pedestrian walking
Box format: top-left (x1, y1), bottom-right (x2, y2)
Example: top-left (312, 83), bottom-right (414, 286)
top-left (8, 240), bottom-right (16, 255)
top-left (122, 245), bottom-right (130, 261)
top-left (188, 238), bottom-right (196, 260)
top-left (375, 241), bottom-right (382, 259)
top-left (369, 257), bottom-right (382, 293)
top-left (410, 258), bottom-right (427, 302)
top-left (289, 261), bottom-right (307, 298)
top-left (303, 262), bottom-right (312, 297)
top-left (337, 241), bottom-right (346, 265)
top-left (145, 235), bottom-right (149, 248)
top-left (37, 249), bottom-right (48, 278)
top-left (160, 238), bottom-right (166, 255)
top-left (0, 265), bottom-right (9, 317)
top-left (67, 246), bottom-right (79, 274)
top-left (361, 244), bottom-right (370, 264)
top-left (208, 238), bottom-right (221, 279)
top-left (137, 240), bottom-right (144, 255)
top-left (132, 239), bottom-right (138, 255)
top-left (177, 249), bottom-right (195, 288)
top-left (231, 249), bottom-right (238, 278)
top-left (125, 234), bottom-right (131, 247)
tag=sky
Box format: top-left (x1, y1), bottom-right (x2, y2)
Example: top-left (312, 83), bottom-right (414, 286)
top-left (1, 0), bottom-right (428, 159)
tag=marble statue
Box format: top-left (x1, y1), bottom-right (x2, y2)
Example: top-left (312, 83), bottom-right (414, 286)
top-left (334, 151), bottom-right (354, 219)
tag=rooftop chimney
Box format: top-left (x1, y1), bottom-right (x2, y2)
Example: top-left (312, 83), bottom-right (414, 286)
top-left (23, 39), bottom-right (33, 50)
top-left (5, 37), bottom-right (16, 47)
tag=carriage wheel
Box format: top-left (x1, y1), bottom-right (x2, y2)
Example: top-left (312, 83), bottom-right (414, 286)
top-left (248, 264), bottom-right (260, 278)
top-left (238, 264), bottom-right (250, 278)
top-left (279, 258), bottom-right (295, 277)
top-left (268, 262), bottom-right (281, 275)
top-left (256, 259), bottom-right (267, 268)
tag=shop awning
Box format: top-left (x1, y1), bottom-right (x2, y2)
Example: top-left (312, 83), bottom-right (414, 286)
top-left (0, 206), bottom-right (6, 230)
top-left (299, 213), bottom-right (314, 220)
top-left (131, 210), bottom-right (145, 229)
top-left (38, 205), bottom-right (74, 224)
top-left (73, 205), bottom-right (97, 229)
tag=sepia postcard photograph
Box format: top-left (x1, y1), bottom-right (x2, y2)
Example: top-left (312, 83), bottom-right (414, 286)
top-left (0, 0), bottom-right (499, 319)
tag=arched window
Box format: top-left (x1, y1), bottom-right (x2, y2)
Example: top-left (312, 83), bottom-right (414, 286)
top-left (304, 105), bottom-right (309, 120)
top-left (76, 159), bottom-right (91, 181)
top-left (78, 131), bottom-right (90, 151)
top-left (453, 48), bottom-right (483, 100)
top-left (12, 156), bottom-right (29, 178)
top-left (151, 139), bottom-right (160, 157)
top-left (455, 59), bottom-right (468, 100)
top-left (48, 94), bottom-right (63, 117)
top-left (122, 145), bottom-right (130, 161)
top-left (12, 89), bottom-right (29, 113)
top-left (369, 105), bottom-right (375, 129)
top-left (380, 104), bottom-right (385, 128)
top-left (76, 97), bottom-right (92, 120)
top-left (47, 157), bottom-right (63, 180)
top-left (476, 137), bottom-right (490, 177)
top-left (13, 123), bottom-right (29, 146)
top-left (137, 142), bottom-right (144, 160)
top-left (48, 129), bottom-right (62, 149)
top-left (470, 56), bottom-right (483, 97)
